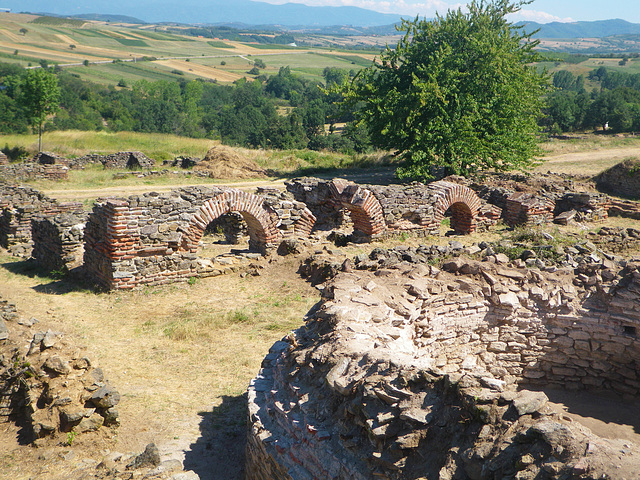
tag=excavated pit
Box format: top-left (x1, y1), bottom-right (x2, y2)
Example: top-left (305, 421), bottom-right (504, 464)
top-left (247, 257), bottom-right (640, 480)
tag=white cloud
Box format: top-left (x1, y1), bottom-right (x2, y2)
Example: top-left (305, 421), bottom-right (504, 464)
top-left (258, 0), bottom-right (465, 17)
top-left (506, 9), bottom-right (574, 24)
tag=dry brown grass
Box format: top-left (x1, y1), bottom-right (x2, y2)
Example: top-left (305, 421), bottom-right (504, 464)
top-left (0, 252), bottom-right (319, 478)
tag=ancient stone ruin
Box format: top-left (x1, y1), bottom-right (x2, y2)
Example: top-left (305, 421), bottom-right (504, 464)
top-left (82, 186), bottom-right (315, 289)
top-left (246, 251), bottom-right (640, 479)
top-left (70, 151), bottom-right (156, 169)
top-left (0, 174), bottom-right (628, 290)
top-left (0, 184), bottom-right (83, 256)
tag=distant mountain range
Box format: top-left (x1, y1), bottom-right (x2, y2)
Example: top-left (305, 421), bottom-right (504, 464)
top-left (5, 1), bottom-right (640, 39)
top-left (520, 19), bottom-right (640, 39)
top-left (3, 0), bottom-right (402, 27)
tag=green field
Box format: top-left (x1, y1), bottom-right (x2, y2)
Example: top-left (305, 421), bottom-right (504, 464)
top-left (0, 12), bottom-right (380, 85)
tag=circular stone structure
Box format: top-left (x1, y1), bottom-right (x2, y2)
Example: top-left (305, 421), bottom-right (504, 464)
top-left (247, 258), bottom-right (640, 479)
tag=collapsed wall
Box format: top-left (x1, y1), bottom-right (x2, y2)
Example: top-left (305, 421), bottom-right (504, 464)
top-left (83, 186), bottom-right (316, 289)
top-left (247, 255), bottom-right (640, 479)
top-left (0, 184), bottom-right (82, 256)
top-left (0, 295), bottom-right (120, 442)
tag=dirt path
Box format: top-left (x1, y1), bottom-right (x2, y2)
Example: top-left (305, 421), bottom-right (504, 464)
top-left (41, 179), bottom-right (288, 201)
top-left (535, 146), bottom-right (640, 176)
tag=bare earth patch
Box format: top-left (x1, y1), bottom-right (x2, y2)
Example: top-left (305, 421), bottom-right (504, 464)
top-left (155, 60), bottom-right (245, 83)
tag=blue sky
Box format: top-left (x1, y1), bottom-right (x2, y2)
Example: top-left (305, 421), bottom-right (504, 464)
top-left (261, 0), bottom-right (640, 23)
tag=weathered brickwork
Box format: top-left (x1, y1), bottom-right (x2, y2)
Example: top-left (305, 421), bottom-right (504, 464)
top-left (328, 179), bottom-right (386, 236)
top-left (83, 186), bottom-right (316, 289)
top-left (286, 177), bottom-right (496, 237)
top-left (247, 259), bottom-right (640, 479)
top-left (0, 185), bottom-right (81, 256)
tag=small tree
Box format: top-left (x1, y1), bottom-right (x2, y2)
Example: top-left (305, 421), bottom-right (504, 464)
top-left (69, 44), bottom-right (76, 50)
top-left (19, 28), bottom-right (28, 35)
top-left (20, 69), bottom-right (60, 152)
top-left (337, 0), bottom-right (548, 179)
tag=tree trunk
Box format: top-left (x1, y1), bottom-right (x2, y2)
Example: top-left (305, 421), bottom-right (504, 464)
top-left (38, 122), bottom-right (42, 152)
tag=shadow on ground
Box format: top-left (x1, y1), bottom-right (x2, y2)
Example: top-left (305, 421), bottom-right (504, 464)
top-left (2, 260), bottom-right (95, 295)
top-left (541, 387), bottom-right (640, 437)
top-left (184, 393), bottom-right (248, 480)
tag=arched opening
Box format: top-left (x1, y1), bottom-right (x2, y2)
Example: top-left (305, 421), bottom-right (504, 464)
top-left (326, 179), bottom-right (386, 244)
top-left (445, 201), bottom-right (475, 235)
top-left (198, 212), bottom-right (252, 264)
top-left (429, 181), bottom-right (482, 235)
top-left (182, 190), bottom-right (281, 257)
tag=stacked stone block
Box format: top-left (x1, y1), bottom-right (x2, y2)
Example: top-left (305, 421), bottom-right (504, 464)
top-left (31, 213), bottom-right (86, 272)
top-left (367, 183), bottom-right (440, 234)
top-left (0, 185), bottom-right (81, 256)
top-left (504, 192), bottom-right (555, 227)
top-left (554, 192), bottom-right (611, 224)
top-left (70, 151), bottom-right (155, 169)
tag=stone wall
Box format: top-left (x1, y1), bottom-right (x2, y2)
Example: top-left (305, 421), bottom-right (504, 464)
top-left (594, 158), bottom-right (640, 199)
top-left (69, 151), bottom-right (156, 169)
top-left (83, 186), bottom-right (316, 290)
top-left (0, 184), bottom-right (81, 256)
top-left (286, 178), bottom-right (497, 237)
top-left (504, 192), bottom-right (556, 227)
top-left (31, 212), bottom-right (86, 273)
top-left (0, 163), bottom-right (69, 182)
top-left (247, 256), bottom-right (640, 479)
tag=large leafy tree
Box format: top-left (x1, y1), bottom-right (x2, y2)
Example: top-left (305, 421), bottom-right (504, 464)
top-left (338, 0), bottom-right (548, 179)
top-left (21, 68), bottom-right (60, 152)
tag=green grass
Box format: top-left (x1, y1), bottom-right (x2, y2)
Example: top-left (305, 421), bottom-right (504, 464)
top-left (133, 30), bottom-right (192, 42)
top-left (208, 41), bottom-right (233, 49)
top-left (30, 16), bottom-right (86, 27)
top-left (115, 38), bottom-right (149, 47)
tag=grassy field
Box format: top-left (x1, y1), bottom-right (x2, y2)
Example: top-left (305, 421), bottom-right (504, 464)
top-left (0, 12), bottom-right (379, 86)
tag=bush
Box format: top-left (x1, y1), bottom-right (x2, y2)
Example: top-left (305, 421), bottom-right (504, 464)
top-left (2, 144), bottom-right (30, 162)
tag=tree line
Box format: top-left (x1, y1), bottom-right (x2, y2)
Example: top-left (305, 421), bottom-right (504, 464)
top-left (542, 67), bottom-right (640, 134)
top-left (0, 63), bottom-right (370, 156)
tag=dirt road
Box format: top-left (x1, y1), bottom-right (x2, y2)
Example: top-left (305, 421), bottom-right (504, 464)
top-left (534, 146), bottom-right (640, 176)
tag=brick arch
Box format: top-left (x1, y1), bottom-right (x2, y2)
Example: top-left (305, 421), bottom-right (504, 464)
top-left (328, 179), bottom-right (386, 236)
top-left (182, 190), bottom-right (281, 254)
top-left (428, 181), bottom-right (482, 234)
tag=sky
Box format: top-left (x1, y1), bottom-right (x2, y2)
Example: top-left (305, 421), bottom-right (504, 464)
top-left (260, 0), bottom-right (640, 24)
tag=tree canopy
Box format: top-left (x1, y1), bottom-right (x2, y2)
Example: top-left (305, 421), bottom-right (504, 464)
top-left (21, 68), bottom-right (60, 151)
top-left (338, 0), bottom-right (549, 179)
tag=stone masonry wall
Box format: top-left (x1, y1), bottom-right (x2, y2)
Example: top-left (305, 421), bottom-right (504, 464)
top-left (0, 184), bottom-right (82, 256)
top-left (31, 213), bottom-right (87, 273)
top-left (286, 178), bottom-right (497, 237)
top-left (69, 151), bottom-right (156, 169)
top-left (247, 257), bottom-right (640, 479)
top-left (83, 186), bottom-right (316, 290)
